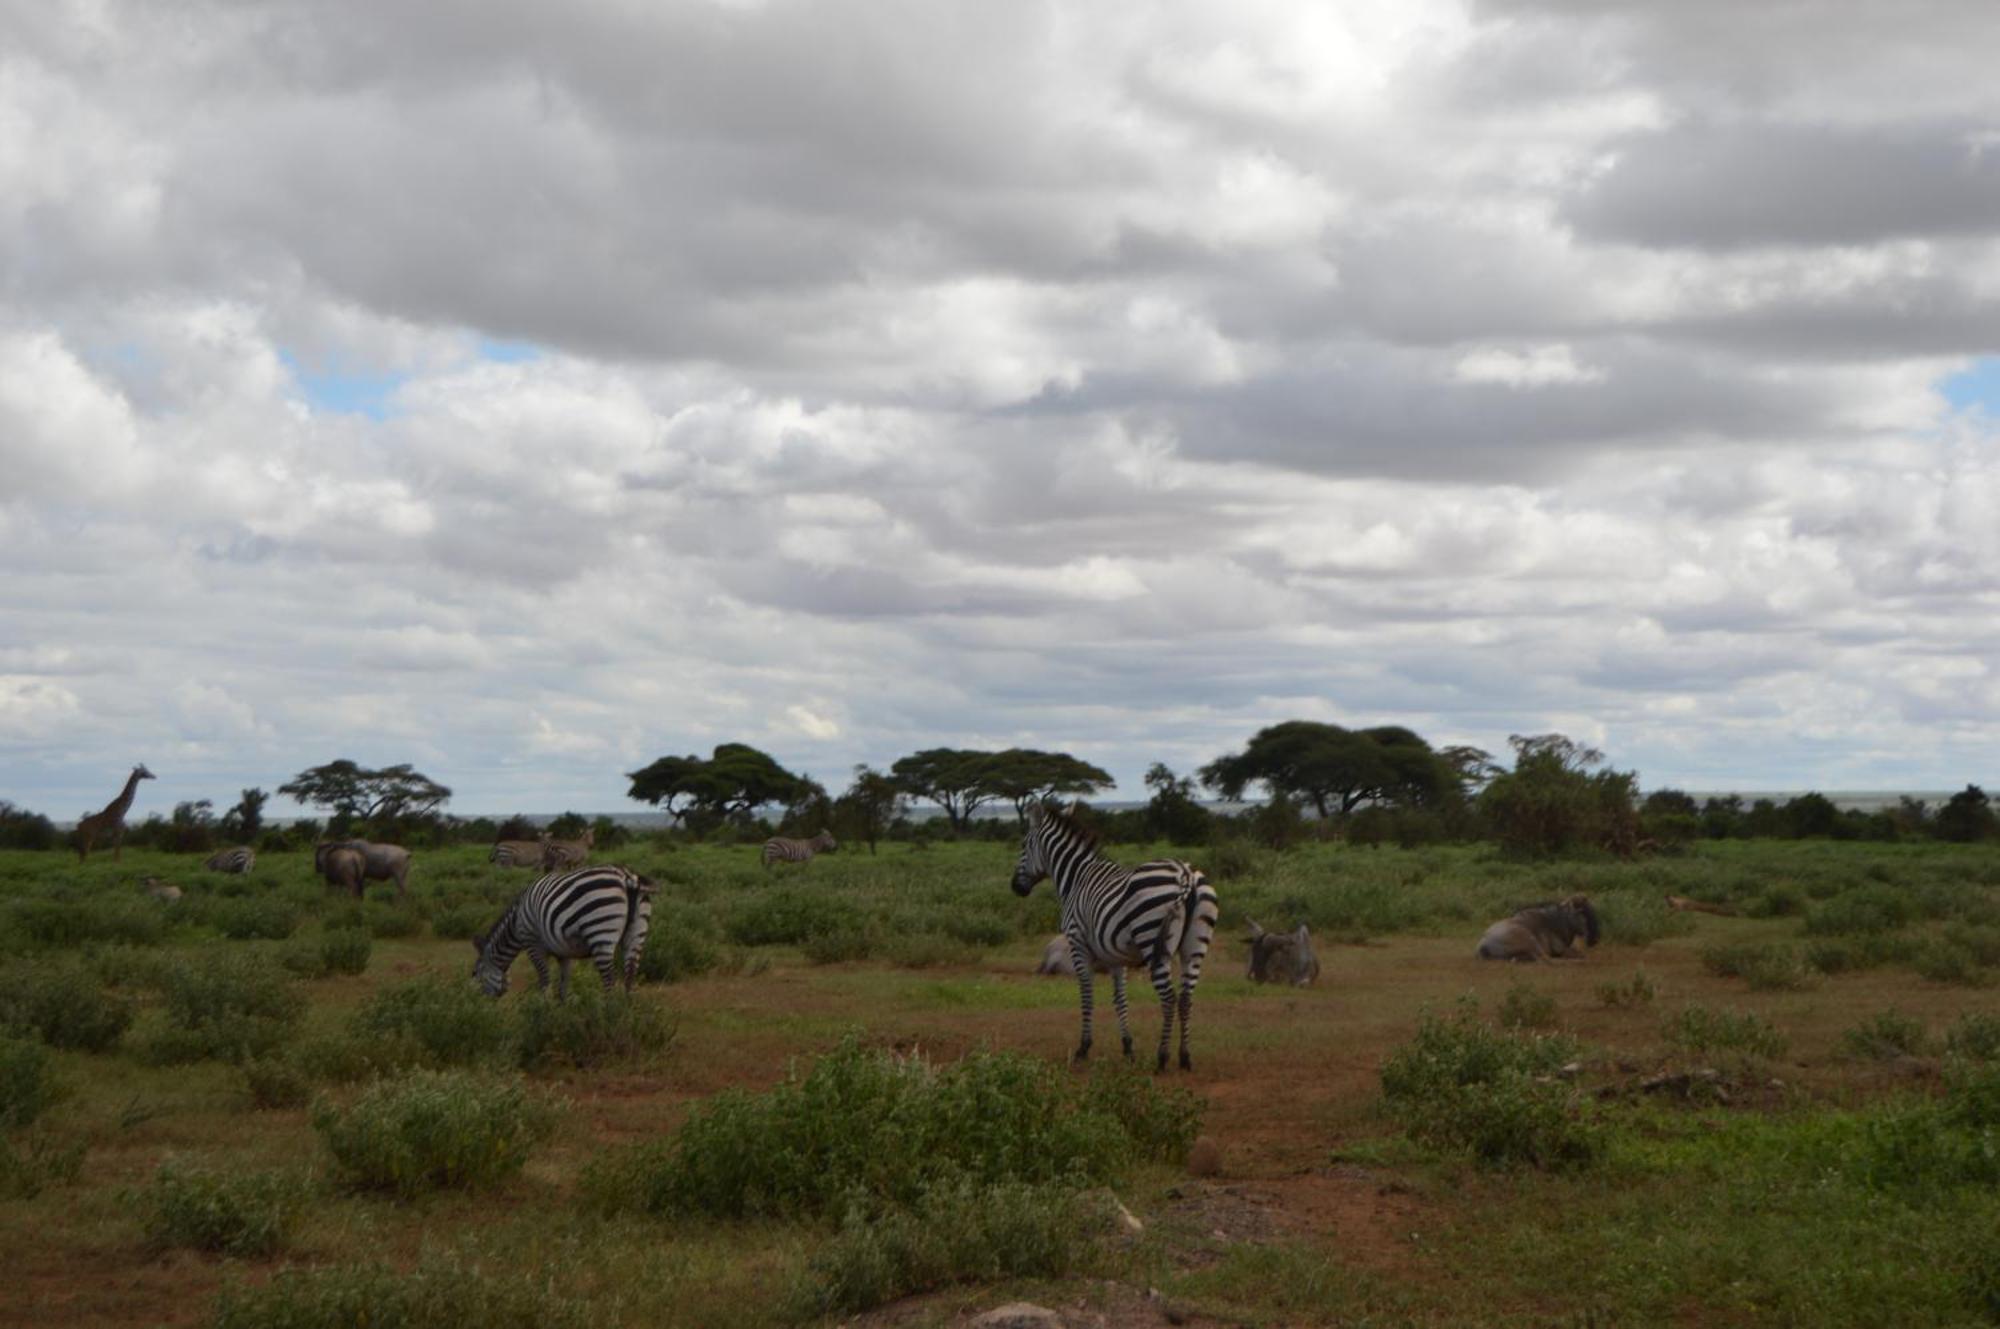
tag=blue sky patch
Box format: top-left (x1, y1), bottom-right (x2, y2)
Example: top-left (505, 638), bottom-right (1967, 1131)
top-left (280, 350), bottom-right (408, 420)
top-left (1939, 356), bottom-right (2000, 415)
top-left (474, 337), bottom-right (542, 364)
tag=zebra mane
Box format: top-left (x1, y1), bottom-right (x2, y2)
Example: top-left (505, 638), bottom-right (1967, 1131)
top-left (1036, 801), bottom-right (1101, 853)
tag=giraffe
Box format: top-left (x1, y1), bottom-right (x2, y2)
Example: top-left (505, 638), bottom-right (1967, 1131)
top-left (75, 764), bottom-right (155, 863)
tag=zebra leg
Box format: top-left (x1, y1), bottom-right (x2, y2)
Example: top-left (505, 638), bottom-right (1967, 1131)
top-left (529, 949), bottom-right (551, 991)
top-left (556, 958), bottom-right (572, 1002)
top-left (1178, 976), bottom-right (1196, 1071)
top-left (594, 946), bottom-right (619, 992)
top-left (1068, 938), bottom-right (1095, 1063)
top-left (1148, 956), bottom-right (1177, 1073)
top-left (1110, 968), bottom-right (1134, 1058)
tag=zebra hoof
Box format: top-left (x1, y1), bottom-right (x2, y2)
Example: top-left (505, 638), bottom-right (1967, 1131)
top-left (1179, 1051), bottom-right (1193, 1072)
top-left (1121, 1038), bottom-right (1134, 1059)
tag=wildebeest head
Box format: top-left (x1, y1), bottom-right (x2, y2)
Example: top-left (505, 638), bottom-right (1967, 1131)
top-left (1566, 894), bottom-right (1601, 946)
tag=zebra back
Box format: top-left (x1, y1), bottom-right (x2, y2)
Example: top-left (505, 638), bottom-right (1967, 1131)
top-left (761, 829), bottom-right (836, 868)
top-left (203, 846), bottom-right (255, 874)
top-left (473, 865), bottom-right (650, 997)
top-left (490, 839), bottom-right (548, 869)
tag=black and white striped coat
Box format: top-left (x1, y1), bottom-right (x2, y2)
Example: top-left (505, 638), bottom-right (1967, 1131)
top-left (489, 838), bottom-right (550, 869)
top-left (471, 865), bottom-right (655, 999)
top-left (203, 846), bottom-right (256, 874)
top-left (1011, 802), bottom-right (1219, 1071)
top-left (761, 829), bottom-right (836, 869)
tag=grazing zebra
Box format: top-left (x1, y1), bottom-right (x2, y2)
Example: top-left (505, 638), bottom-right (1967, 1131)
top-left (542, 827), bottom-right (595, 872)
top-left (761, 829), bottom-right (836, 870)
top-left (471, 864), bottom-right (656, 999)
top-left (1011, 801), bottom-right (1219, 1072)
top-left (203, 846), bottom-right (256, 875)
top-left (489, 837), bottom-right (550, 869)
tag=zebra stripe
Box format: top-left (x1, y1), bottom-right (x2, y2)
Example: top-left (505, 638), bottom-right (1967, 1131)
top-left (542, 827), bottom-right (595, 872)
top-left (472, 864), bottom-right (655, 999)
top-left (761, 829), bottom-right (836, 869)
top-left (203, 846), bottom-right (256, 874)
top-left (489, 838), bottom-right (549, 869)
top-left (1011, 802), bottom-right (1219, 1072)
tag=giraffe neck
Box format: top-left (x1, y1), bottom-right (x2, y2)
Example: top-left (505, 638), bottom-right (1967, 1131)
top-left (104, 770), bottom-right (145, 819)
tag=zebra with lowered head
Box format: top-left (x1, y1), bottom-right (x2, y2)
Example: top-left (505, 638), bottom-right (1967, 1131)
top-left (471, 864), bottom-right (655, 999)
top-left (203, 846), bottom-right (256, 875)
top-left (761, 829), bottom-right (835, 870)
top-left (1012, 801), bottom-right (1219, 1072)
top-left (489, 836), bottom-right (550, 869)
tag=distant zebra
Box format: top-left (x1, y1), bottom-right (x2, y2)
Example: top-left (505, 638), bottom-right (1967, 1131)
top-left (203, 847), bottom-right (256, 875)
top-left (1011, 801), bottom-right (1219, 1072)
top-left (471, 864), bottom-right (655, 999)
top-left (761, 829), bottom-right (836, 870)
top-left (542, 827), bottom-right (596, 872)
top-left (489, 837), bottom-right (550, 869)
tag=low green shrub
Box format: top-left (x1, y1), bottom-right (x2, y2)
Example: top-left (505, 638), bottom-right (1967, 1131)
top-left (0, 957), bottom-right (133, 1051)
top-left (1743, 886), bottom-right (1807, 918)
top-left (1944, 1012), bottom-right (2000, 1062)
top-left (210, 1256), bottom-right (586, 1329)
top-left (634, 927), bottom-right (720, 985)
top-left (312, 1070), bottom-right (559, 1196)
top-left (1842, 1009), bottom-right (1931, 1060)
top-left (1911, 939), bottom-right (1991, 986)
top-left (4, 897), bottom-right (166, 948)
top-left (797, 1177), bottom-right (1098, 1316)
top-left (211, 897), bottom-right (300, 941)
top-left (1379, 1004), bottom-right (1598, 1170)
top-left (134, 952), bottom-right (307, 1064)
top-left (582, 1037), bottom-right (1200, 1219)
top-left (511, 986), bottom-right (674, 1072)
top-left (0, 1035), bottom-right (60, 1129)
top-left (1663, 1005), bottom-right (1788, 1060)
top-left (0, 1131), bottom-right (85, 1199)
top-left (425, 902), bottom-right (493, 941)
top-left (354, 976), bottom-right (512, 1069)
top-left (319, 928), bottom-right (372, 975)
top-left (800, 925), bottom-right (876, 964)
top-left (1803, 932), bottom-right (1897, 975)
top-left (242, 1058), bottom-right (312, 1110)
top-left (139, 1159), bottom-right (303, 1256)
top-left (1594, 970), bottom-right (1657, 1009)
top-left (1804, 887), bottom-right (1916, 936)
top-left (1497, 981), bottom-right (1559, 1030)
top-left (1701, 942), bottom-right (1819, 992)
top-left (726, 889), bottom-right (862, 947)
top-left (361, 904), bottom-right (423, 939)
top-left (1591, 892), bottom-right (1693, 947)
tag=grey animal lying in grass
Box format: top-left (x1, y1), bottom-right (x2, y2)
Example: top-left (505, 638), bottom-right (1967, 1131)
top-left (1244, 920), bottom-right (1320, 986)
top-left (1033, 934), bottom-right (1115, 976)
top-left (1476, 894), bottom-right (1600, 961)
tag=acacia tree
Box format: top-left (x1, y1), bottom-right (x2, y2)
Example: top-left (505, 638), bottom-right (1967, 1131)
top-left (278, 761), bottom-right (451, 834)
top-left (1143, 762), bottom-right (1211, 844)
top-left (889, 748), bottom-right (1005, 834)
top-left (1477, 734), bottom-right (1639, 856)
top-left (218, 787), bottom-right (268, 842)
top-left (982, 749), bottom-right (1115, 821)
top-left (833, 765), bottom-right (905, 854)
top-left (626, 743), bottom-right (815, 836)
top-left (1200, 721), bottom-right (1453, 819)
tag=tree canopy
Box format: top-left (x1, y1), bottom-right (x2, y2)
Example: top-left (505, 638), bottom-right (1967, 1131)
top-left (1199, 721), bottom-right (1455, 818)
top-left (626, 743), bottom-right (817, 833)
top-left (889, 747), bottom-right (1114, 831)
top-left (277, 761), bottom-right (452, 826)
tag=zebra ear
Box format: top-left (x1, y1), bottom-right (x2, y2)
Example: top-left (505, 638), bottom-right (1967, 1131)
top-left (1066, 799), bottom-right (1083, 817)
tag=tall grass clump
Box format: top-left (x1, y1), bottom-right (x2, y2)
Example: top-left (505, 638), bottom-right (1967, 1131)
top-left (211, 1256), bottom-right (586, 1329)
top-left (634, 901), bottom-right (720, 984)
top-left (353, 975), bottom-right (512, 1069)
top-left (135, 952), bottom-right (307, 1064)
top-left (1663, 1005), bottom-right (1789, 1060)
top-left (279, 927), bottom-right (372, 979)
top-left (1497, 981), bottom-right (1559, 1030)
top-left (1804, 886), bottom-right (1916, 936)
top-left (4, 896), bottom-right (166, 949)
top-left (582, 1036), bottom-right (1202, 1219)
top-left (210, 897), bottom-right (300, 941)
top-left (1378, 1003), bottom-right (1599, 1170)
top-left (0, 1035), bottom-right (61, 1129)
top-left (1841, 1009), bottom-right (1930, 1061)
top-left (1944, 1012), bottom-right (2000, 1062)
top-left (725, 889), bottom-right (863, 947)
top-left (0, 957), bottom-right (133, 1051)
top-left (511, 985), bottom-right (674, 1071)
top-left (1700, 942), bottom-right (1819, 992)
top-left (1590, 892), bottom-right (1693, 947)
top-left (1595, 970), bottom-right (1657, 1009)
top-left (138, 1159), bottom-right (304, 1256)
top-left (312, 1069), bottom-right (559, 1196)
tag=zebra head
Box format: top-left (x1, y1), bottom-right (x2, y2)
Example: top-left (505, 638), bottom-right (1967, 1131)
top-left (470, 921), bottom-right (510, 996)
top-left (1011, 802), bottom-right (1057, 896)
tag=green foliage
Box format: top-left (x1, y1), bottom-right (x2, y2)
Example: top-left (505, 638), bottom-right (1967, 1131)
top-left (210, 1256), bottom-right (586, 1329)
top-left (242, 1058), bottom-right (312, 1110)
top-left (277, 759), bottom-right (452, 824)
top-left (582, 1037), bottom-right (1201, 1219)
top-left (1842, 1009), bottom-right (1930, 1060)
top-left (312, 1070), bottom-right (559, 1195)
top-left (1594, 969), bottom-right (1658, 1009)
top-left (800, 925), bottom-right (876, 964)
top-left (1497, 981), bottom-right (1558, 1030)
top-left (797, 1177), bottom-right (1097, 1316)
top-left (354, 975), bottom-right (512, 1069)
top-left (1476, 734), bottom-right (1640, 857)
top-left (1944, 1012), bottom-right (2000, 1062)
top-left (633, 902), bottom-right (720, 983)
top-left (1663, 1005), bottom-right (1788, 1059)
top-left (627, 742), bottom-right (814, 836)
top-left (0, 956), bottom-right (133, 1051)
top-left (139, 1159), bottom-right (303, 1256)
top-left (1700, 942), bottom-right (1819, 991)
top-left (1589, 891), bottom-right (1693, 946)
top-left (0, 1035), bottom-right (61, 1129)
top-left (1804, 886), bottom-right (1916, 935)
top-left (4, 896), bottom-right (166, 948)
top-left (1379, 1003), bottom-right (1598, 1170)
top-left (319, 927), bottom-right (372, 975)
top-left (725, 888), bottom-right (861, 947)
top-left (211, 896), bottom-right (300, 940)
top-left (511, 986), bottom-right (674, 1071)
top-left (1803, 933), bottom-right (1898, 975)
top-left (1910, 937), bottom-right (1990, 986)
top-left (136, 952), bottom-right (307, 1064)
top-left (0, 1130), bottom-right (85, 1199)
top-left (1201, 720), bottom-right (1456, 820)
top-left (425, 902), bottom-right (493, 940)
top-left (361, 903), bottom-right (423, 938)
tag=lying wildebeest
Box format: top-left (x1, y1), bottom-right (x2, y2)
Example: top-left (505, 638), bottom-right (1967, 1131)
top-left (1244, 919), bottom-right (1320, 986)
top-left (141, 875), bottom-right (182, 903)
top-left (314, 839), bottom-right (412, 901)
top-left (1033, 934), bottom-right (1115, 977)
top-left (1475, 894), bottom-right (1599, 961)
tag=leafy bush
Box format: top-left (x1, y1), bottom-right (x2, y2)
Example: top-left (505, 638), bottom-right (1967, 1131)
top-left (0, 1035), bottom-right (60, 1130)
top-left (312, 1070), bottom-right (559, 1196)
top-left (242, 1059), bottom-right (312, 1110)
top-left (1379, 1004), bottom-right (1598, 1170)
top-left (725, 889), bottom-right (862, 947)
top-left (797, 1177), bottom-right (1098, 1316)
top-left (135, 953), bottom-right (307, 1064)
top-left (319, 928), bottom-right (372, 975)
top-left (1804, 887), bottom-right (1916, 936)
top-left (0, 957), bottom-right (133, 1051)
top-left (1911, 939), bottom-right (1990, 986)
top-left (511, 986), bottom-right (674, 1071)
top-left (1663, 1006), bottom-right (1788, 1060)
top-left (635, 928), bottom-right (719, 985)
top-left (1803, 933), bottom-right (1896, 975)
top-left (425, 902), bottom-right (494, 941)
top-left (210, 1256), bottom-right (586, 1329)
top-left (1590, 892), bottom-right (1692, 947)
top-left (0, 1131), bottom-right (85, 1199)
top-left (1842, 1009), bottom-right (1930, 1060)
top-left (1594, 970), bottom-right (1657, 1009)
top-left (800, 925), bottom-right (876, 964)
top-left (1743, 885), bottom-right (1807, 918)
top-left (1944, 1012), bottom-right (2000, 1062)
top-left (3, 897), bottom-right (166, 948)
top-left (1497, 981), bottom-right (1558, 1030)
top-left (354, 976), bottom-right (512, 1069)
top-left (211, 897), bottom-right (300, 941)
top-left (880, 932), bottom-right (975, 968)
top-left (361, 904), bottom-right (423, 939)
top-left (583, 1037), bottom-right (1200, 1219)
top-left (139, 1159), bottom-right (303, 1256)
top-left (1700, 942), bottom-right (1818, 992)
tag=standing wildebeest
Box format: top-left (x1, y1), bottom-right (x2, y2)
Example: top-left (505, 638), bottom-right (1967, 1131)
top-left (314, 840), bottom-right (412, 901)
top-left (1244, 920), bottom-right (1321, 986)
top-left (316, 845), bottom-right (367, 899)
top-left (1476, 895), bottom-right (1600, 962)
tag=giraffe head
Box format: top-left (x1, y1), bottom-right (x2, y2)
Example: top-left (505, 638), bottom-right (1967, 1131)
top-left (134, 764), bottom-right (156, 781)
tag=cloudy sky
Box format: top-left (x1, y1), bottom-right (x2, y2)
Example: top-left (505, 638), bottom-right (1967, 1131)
top-left (4, 0), bottom-right (1997, 821)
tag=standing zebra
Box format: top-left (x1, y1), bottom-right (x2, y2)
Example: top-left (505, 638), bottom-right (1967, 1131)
top-left (761, 829), bottom-right (836, 870)
top-left (471, 864), bottom-right (656, 999)
top-left (542, 827), bottom-right (595, 872)
top-left (1011, 801), bottom-right (1219, 1072)
top-left (203, 847), bottom-right (256, 874)
top-left (489, 837), bottom-right (550, 869)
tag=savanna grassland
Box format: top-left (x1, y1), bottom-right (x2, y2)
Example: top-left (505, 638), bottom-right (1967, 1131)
top-left (4, 835), bottom-right (2000, 1328)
